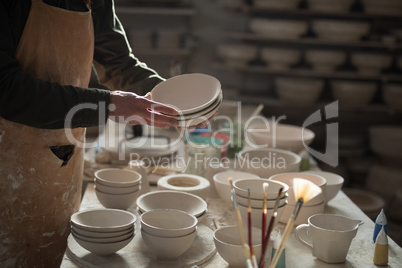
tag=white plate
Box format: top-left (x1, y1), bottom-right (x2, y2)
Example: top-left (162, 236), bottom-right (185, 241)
top-left (177, 102), bottom-right (220, 128)
top-left (174, 92), bottom-right (222, 121)
top-left (151, 73), bottom-right (221, 114)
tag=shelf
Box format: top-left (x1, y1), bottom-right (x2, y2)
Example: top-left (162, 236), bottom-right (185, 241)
top-left (133, 48), bottom-right (193, 56)
top-left (223, 31), bottom-right (402, 50)
top-left (115, 6), bottom-right (196, 16)
top-left (214, 63), bottom-right (402, 82)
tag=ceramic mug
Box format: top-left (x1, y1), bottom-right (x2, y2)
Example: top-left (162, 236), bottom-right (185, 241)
top-left (294, 214), bottom-right (363, 263)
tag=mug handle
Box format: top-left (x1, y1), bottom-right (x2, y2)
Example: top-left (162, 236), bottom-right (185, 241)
top-left (294, 224), bottom-right (313, 248)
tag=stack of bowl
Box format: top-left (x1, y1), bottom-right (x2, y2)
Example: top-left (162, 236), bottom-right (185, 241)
top-left (151, 73), bottom-right (222, 128)
top-left (268, 173), bottom-right (326, 225)
top-left (94, 168), bottom-right (142, 210)
top-left (140, 209), bottom-right (198, 260)
top-left (136, 190), bottom-right (208, 223)
top-left (233, 178), bottom-right (289, 233)
top-left (70, 208), bottom-right (136, 256)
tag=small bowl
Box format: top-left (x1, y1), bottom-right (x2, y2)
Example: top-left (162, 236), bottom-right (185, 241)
top-left (279, 201), bottom-right (325, 225)
top-left (312, 20), bottom-right (370, 42)
top-left (254, 0), bottom-right (300, 10)
top-left (307, 0), bottom-right (354, 13)
top-left (71, 229), bottom-right (133, 244)
top-left (275, 77), bottom-right (324, 107)
top-left (95, 188), bottom-right (140, 210)
top-left (217, 44), bottom-right (258, 67)
top-left (213, 170), bottom-right (260, 203)
top-left (238, 202), bottom-right (287, 231)
top-left (94, 181), bottom-right (140, 195)
top-left (71, 209), bottom-right (136, 233)
top-left (305, 49), bottom-right (346, 72)
top-left (72, 225), bottom-right (134, 238)
top-left (234, 192), bottom-right (288, 208)
top-left (94, 168), bottom-right (142, 188)
top-left (250, 18), bottom-right (308, 40)
top-left (343, 188), bottom-right (385, 219)
top-left (233, 178), bottom-right (289, 200)
top-left (331, 80), bottom-right (377, 108)
top-left (214, 226), bottom-right (263, 268)
top-left (156, 174), bottom-right (210, 200)
top-left (140, 209), bottom-right (197, 237)
top-left (302, 171), bottom-right (344, 202)
top-left (268, 173), bottom-right (326, 206)
top-left (72, 234), bottom-right (134, 256)
top-left (351, 53), bottom-right (392, 75)
top-left (141, 228), bottom-right (197, 260)
top-left (237, 148), bottom-right (302, 178)
top-left (260, 47), bottom-right (301, 70)
top-left (136, 190), bottom-right (207, 218)
top-left (383, 83), bottom-right (402, 110)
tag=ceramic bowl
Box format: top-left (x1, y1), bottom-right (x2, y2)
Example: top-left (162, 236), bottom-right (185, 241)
top-left (369, 126), bottom-right (402, 165)
top-left (213, 170), bottom-right (260, 203)
top-left (71, 228), bottom-right (133, 243)
top-left (383, 83), bottom-right (402, 110)
top-left (72, 234), bottom-right (134, 256)
top-left (343, 188), bottom-right (385, 219)
top-left (279, 201), bottom-right (325, 225)
top-left (238, 202), bottom-right (287, 231)
top-left (268, 173), bottom-right (326, 206)
top-left (260, 47), bottom-right (301, 70)
top-left (305, 49), bottom-right (346, 72)
top-left (351, 53), bottom-right (392, 75)
top-left (72, 225), bottom-right (134, 238)
top-left (234, 192), bottom-right (288, 208)
top-left (94, 181), bottom-right (140, 195)
top-left (312, 20), bottom-right (370, 42)
top-left (246, 122), bottom-right (315, 153)
top-left (250, 18), bottom-right (308, 40)
top-left (151, 73), bottom-right (221, 114)
top-left (136, 190), bottom-right (208, 218)
top-left (141, 228), bottom-right (197, 260)
top-left (156, 174), bottom-right (211, 200)
top-left (214, 226), bottom-right (263, 268)
top-left (95, 188), bottom-right (140, 210)
top-left (254, 0), bottom-right (300, 10)
top-left (362, 0), bottom-right (402, 16)
top-left (71, 209), bottom-right (136, 233)
top-left (275, 77), bottom-right (325, 107)
top-left (307, 0), bottom-right (354, 13)
top-left (331, 80), bottom-right (377, 108)
top-left (94, 168), bottom-right (142, 188)
top-left (233, 178), bottom-right (289, 200)
top-left (140, 209), bottom-right (197, 238)
top-left (302, 171), bottom-right (344, 202)
top-left (217, 44), bottom-right (258, 67)
top-left (237, 148), bottom-right (302, 178)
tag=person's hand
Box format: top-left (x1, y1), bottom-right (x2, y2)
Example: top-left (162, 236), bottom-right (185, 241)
top-left (108, 91), bottom-right (178, 129)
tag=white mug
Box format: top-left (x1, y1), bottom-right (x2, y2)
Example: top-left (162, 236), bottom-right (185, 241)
top-left (294, 214), bottom-right (363, 263)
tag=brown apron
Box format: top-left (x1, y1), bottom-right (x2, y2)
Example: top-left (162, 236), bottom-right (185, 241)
top-left (0, 0), bottom-right (94, 267)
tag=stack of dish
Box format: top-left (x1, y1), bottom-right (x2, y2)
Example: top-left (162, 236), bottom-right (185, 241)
top-left (232, 178), bottom-right (289, 232)
top-left (136, 190), bottom-right (208, 222)
top-left (70, 209), bottom-right (136, 256)
top-left (151, 73), bottom-right (222, 128)
top-left (94, 168), bottom-right (142, 210)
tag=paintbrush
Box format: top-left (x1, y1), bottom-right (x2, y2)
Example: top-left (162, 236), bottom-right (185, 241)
top-left (262, 182), bottom-right (268, 247)
top-left (229, 177), bottom-right (254, 268)
top-left (248, 188), bottom-right (258, 267)
top-left (269, 178), bottom-right (322, 268)
top-left (259, 187), bottom-right (283, 268)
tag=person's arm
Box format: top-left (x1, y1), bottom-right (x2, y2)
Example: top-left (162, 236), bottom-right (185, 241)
top-left (91, 0), bottom-right (164, 95)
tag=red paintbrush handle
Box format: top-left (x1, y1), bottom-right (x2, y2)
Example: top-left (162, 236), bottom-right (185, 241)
top-left (259, 215), bottom-right (276, 268)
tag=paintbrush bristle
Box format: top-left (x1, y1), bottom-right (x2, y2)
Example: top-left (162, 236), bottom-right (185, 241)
top-left (228, 177), bottom-right (234, 187)
top-left (293, 178), bottom-right (322, 203)
top-left (263, 182), bottom-right (268, 192)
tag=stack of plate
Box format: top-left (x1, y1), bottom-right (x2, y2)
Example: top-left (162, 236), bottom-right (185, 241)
top-left (151, 73), bottom-right (223, 128)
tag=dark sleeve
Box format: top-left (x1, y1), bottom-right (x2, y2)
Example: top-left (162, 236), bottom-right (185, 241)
top-left (91, 0), bottom-right (164, 95)
top-left (0, 1), bottom-right (110, 129)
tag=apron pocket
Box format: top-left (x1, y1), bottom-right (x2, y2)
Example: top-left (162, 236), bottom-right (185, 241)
top-left (49, 144), bottom-right (75, 167)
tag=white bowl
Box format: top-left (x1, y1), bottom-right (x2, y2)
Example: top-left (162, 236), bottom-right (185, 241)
top-left (151, 73), bottom-right (221, 114)
top-left (214, 226), bottom-right (263, 268)
top-left (268, 173), bottom-right (326, 206)
top-left (362, 0), bottom-right (402, 16)
top-left (73, 234), bottom-right (134, 256)
top-left (305, 50), bottom-right (346, 72)
top-left (302, 171), bottom-right (344, 202)
top-left (254, 0), bottom-right (300, 10)
top-left (260, 48), bottom-right (301, 70)
top-left (140, 209), bottom-right (197, 237)
top-left (95, 188), bottom-right (140, 210)
top-left (331, 80), bottom-right (377, 108)
top-left (383, 83), bottom-right (402, 110)
top-left (369, 126), bottom-right (402, 165)
top-left (250, 18), bottom-right (308, 40)
top-left (136, 190), bottom-right (207, 218)
top-left (307, 0), bottom-right (354, 13)
top-left (72, 225), bottom-right (134, 238)
top-left (213, 170), bottom-right (260, 203)
top-left (312, 20), bottom-right (370, 42)
top-left (351, 53), bottom-right (392, 75)
top-left (94, 168), bottom-right (141, 188)
top-left (71, 229), bottom-right (133, 243)
top-left (238, 202), bottom-right (287, 231)
top-left (94, 181), bottom-right (140, 195)
top-left (246, 122), bottom-right (315, 153)
top-left (71, 209), bottom-right (136, 232)
top-left (237, 148), bottom-right (302, 178)
top-left (275, 77), bottom-right (324, 107)
top-left (279, 201), bottom-right (325, 225)
top-left (233, 178), bottom-right (289, 200)
top-left (217, 44), bottom-right (258, 67)
top-left (157, 174), bottom-right (211, 200)
top-left (141, 228), bottom-right (196, 260)
top-left (234, 192), bottom-right (288, 208)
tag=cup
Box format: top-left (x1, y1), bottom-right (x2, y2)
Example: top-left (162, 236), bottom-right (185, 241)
top-left (294, 214), bottom-right (363, 263)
